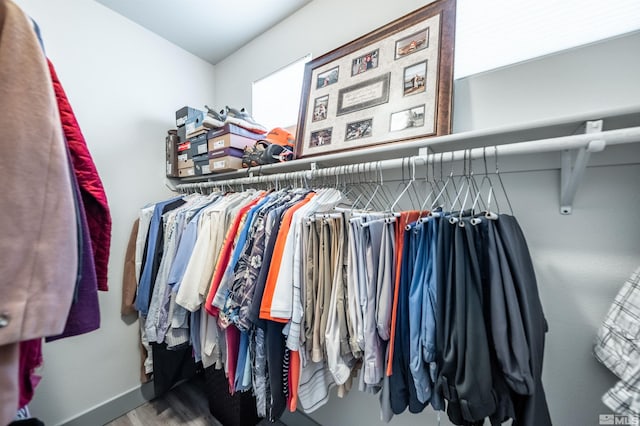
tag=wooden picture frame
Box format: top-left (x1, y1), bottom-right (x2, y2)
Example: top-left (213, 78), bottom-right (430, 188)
top-left (295, 0), bottom-right (456, 158)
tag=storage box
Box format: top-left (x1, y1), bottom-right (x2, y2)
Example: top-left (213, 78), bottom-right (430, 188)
top-left (207, 133), bottom-right (258, 151)
top-left (190, 134), bottom-right (209, 157)
top-left (194, 155), bottom-right (212, 176)
top-left (178, 167), bottom-right (195, 177)
top-left (178, 141), bottom-right (191, 153)
top-left (178, 126), bottom-right (187, 143)
top-left (178, 151), bottom-right (194, 169)
top-left (185, 110), bottom-right (205, 135)
top-left (206, 123), bottom-right (265, 141)
top-left (208, 147), bottom-right (244, 159)
top-left (166, 129), bottom-right (179, 178)
top-left (175, 106), bottom-right (201, 127)
top-left (186, 127), bottom-right (208, 140)
top-left (210, 156), bottom-right (243, 173)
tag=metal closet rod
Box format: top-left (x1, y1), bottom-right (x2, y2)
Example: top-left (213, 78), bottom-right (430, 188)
top-left (175, 126), bottom-right (640, 192)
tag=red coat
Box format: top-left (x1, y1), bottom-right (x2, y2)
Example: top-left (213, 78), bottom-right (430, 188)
top-left (48, 60), bottom-right (112, 291)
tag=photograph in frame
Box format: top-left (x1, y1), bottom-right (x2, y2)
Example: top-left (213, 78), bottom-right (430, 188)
top-left (395, 28), bottom-right (429, 59)
top-left (389, 105), bottom-right (425, 132)
top-left (351, 49), bottom-right (379, 76)
top-left (316, 66), bottom-right (339, 89)
top-left (345, 118), bottom-right (373, 141)
top-left (295, 0), bottom-right (456, 158)
top-left (309, 128), bottom-right (333, 147)
top-left (403, 61), bottom-right (427, 96)
top-left (312, 95), bottom-right (329, 122)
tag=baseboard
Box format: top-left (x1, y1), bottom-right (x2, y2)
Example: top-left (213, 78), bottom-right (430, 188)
top-left (57, 381), bottom-right (321, 426)
top-left (59, 382), bottom-right (155, 426)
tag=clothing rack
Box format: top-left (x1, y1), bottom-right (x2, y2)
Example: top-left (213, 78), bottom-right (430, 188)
top-left (175, 124), bottom-right (640, 214)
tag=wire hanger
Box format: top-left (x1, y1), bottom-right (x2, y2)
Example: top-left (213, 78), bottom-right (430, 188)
top-left (494, 145), bottom-right (514, 216)
top-left (430, 151), bottom-right (454, 212)
top-left (456, 149), bottom-right (476, 226)
top-left (390, 157), bottom-right (419, 211)
top-left (417, 154), bottom-right (439, 221)
top-left (448, 150), bottom-right (469, 224)
top-left (471, 147), bottom-right (493, 221)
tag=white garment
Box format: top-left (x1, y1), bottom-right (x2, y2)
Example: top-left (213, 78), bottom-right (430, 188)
top-left (297, 359), bottom-right (335, 413)
top-left (323, 215), bottom-right (352, 385)
top-left (176, 193), bottom-right (246, 311)
top-left (280, 189), bottom-right (344, 352)
top-left (346, 216), bottom-right (365, 356)
top-left (135, 205), bottom-right (155, 283)
top-left (200, 307), bottom-right (224, 369)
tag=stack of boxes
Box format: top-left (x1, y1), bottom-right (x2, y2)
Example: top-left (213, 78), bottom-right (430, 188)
top-left (207, 124), bottom-right (264, 173)
top-left (174, 106), bottom-right (204, 177)
top-left (168, 106), bottom-right (262, 178)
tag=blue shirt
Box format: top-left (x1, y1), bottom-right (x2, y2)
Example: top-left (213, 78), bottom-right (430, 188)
top-left (211, 195), bottom-right (272, 312)
top-left (167, 201), bottom-right (213, 292)
top-left (135, 197), bottom-right (183, 315)
top-left (408, 221), bottom-right (431, 404)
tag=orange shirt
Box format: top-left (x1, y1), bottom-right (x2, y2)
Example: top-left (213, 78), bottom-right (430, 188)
top-left (259, 193), bottom-right (315, 322)
top-left (289, 350), bottom-right (300, 411)
top-left (386, 210), bottom-right (424, 376)
top-left (205, 197), bottom-right (261, 316)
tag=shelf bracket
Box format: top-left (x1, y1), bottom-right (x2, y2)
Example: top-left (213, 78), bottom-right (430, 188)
top-left (559, 120), bottom-right (606, 214)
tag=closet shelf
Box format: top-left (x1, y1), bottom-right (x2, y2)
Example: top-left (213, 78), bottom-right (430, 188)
top-left (171, 105), bottom-right (640, 214)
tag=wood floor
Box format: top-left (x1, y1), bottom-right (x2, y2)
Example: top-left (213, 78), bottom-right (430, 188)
top-left (105, 378), bottom-right (286, 426)
top-left (106, 379), bottom-right (221, 426)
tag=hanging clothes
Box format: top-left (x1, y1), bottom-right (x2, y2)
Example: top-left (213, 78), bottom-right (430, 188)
top-left (0, 1), bottom-right (79, 423)
top-left (129, 186), bottom-right (552, 426)
top-left (45, 166), bottom-right (100, 342)
top-left (595, 266), bottom-right (640, 417)
top-left (122, 219), bottom-right (140, 317)
top-left (48, 60), bottom-right (112, 292)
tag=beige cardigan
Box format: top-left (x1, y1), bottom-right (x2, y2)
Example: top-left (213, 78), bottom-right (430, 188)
top-left (0, 0), bottom-right (78, 422)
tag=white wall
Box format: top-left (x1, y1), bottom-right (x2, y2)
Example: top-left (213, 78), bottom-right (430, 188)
top-left (11, 0), bottom-right (216, 424)
top-left (452, 31), bottom-right (640, 132)
top-left (214, 0), bottom-right (430, 112)
top-left (214, 1), bottom-right (640, 426)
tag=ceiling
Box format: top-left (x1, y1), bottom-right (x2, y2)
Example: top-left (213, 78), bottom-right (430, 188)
top-left (95, 0), bottom-right (311, 64)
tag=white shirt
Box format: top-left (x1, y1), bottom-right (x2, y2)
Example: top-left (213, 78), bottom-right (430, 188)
top-left (135, 204), bottom-right (155, 283)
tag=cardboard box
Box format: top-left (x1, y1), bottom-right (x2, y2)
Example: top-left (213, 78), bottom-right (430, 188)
top-left (178, 151), bottom-right (194, 169)
top-left (178, 167), bottom-right (195, 177)
top-left (208, 147), bottom-right (244, 159)
top-left (186, 127), bottom-right (208, 140)
top-left (207, 123), bottom-right (264, 141)
top-left (207, 133), bottom-right (257, 151)
top-left (210, 156), bottom-right (243, 173)
top-left (176, 106), bottom-right (201, 127)
top-left (185, 110), bottom-right (205, 135)
top-left (178, 126), bottom-right (187, 143)
top-left (178, 141), bottom-right (191, 152)
top-left (166, 129), bottom-right (179, 178)
top-left (194, 155), bottom-right (212, 176)
top-left (190, 134), bottom-right (209, 157)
